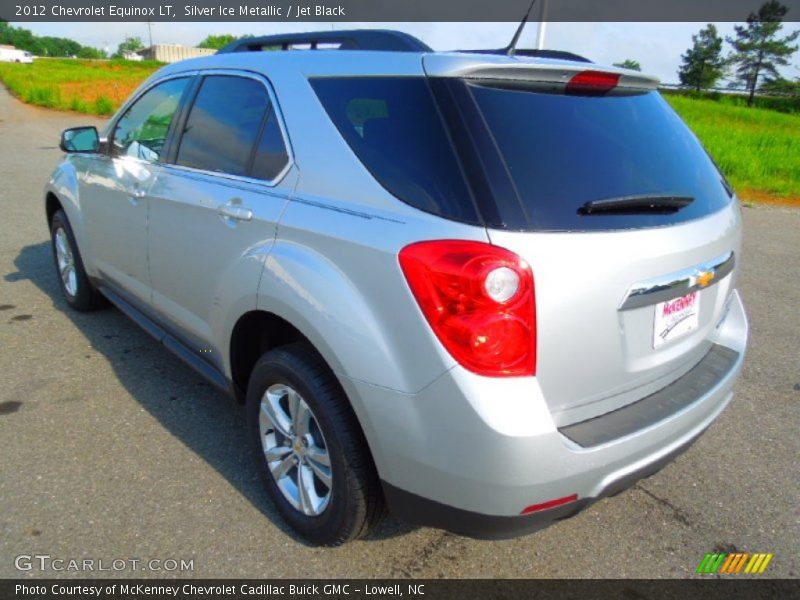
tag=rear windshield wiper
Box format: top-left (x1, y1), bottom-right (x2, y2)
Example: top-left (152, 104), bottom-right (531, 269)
top-left (578, 195), bottom-right (694, 215)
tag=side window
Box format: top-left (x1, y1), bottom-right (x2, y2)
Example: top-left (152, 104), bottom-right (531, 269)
top-left (311, 78), bottom-right (479, 224)
top-left (176, 75), bottom-right (269, 176)
top-left (251, 108), bottom-right (289, 181)
top-left (111, 77), bottom-right (188, 162)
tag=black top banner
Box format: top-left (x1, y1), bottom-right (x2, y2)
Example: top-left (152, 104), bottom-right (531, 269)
top-left (3, 0), bottom-right (800, 22)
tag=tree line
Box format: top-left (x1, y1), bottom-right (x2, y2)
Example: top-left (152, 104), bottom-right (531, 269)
top-left (0, 21), bottom-right (105, 58)
top-left (679, 0), bottom-right (798, 105)
top-left (4, 3), bottom-right (797, 106)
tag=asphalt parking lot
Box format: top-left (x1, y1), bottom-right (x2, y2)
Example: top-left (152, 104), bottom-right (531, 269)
top-left (0, 85), bottom-right (798, 579)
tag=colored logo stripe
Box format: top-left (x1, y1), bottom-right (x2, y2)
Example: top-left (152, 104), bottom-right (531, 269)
top-left (697, 552), bottom-right (773, 574)
top-left (745, 553), bottom-right (773, 574)
top-left (697, 553), bottom-right (726, 573)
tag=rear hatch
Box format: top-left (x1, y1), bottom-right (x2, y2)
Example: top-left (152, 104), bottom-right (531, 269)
top-left (424, 54), bottom-right (741, 424)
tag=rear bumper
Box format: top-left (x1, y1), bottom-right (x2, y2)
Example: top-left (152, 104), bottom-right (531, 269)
top-left (381, 425), bottom-right (702, 540)
top-left (340, 289), bottom-right (747, 538)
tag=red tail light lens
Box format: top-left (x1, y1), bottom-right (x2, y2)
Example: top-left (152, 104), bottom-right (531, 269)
top-left (566, 70), bottom-right (620, 96)
top-left (399, 240), bottom-right (536, 377)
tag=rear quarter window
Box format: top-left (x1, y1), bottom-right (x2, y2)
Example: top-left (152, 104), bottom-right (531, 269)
top-left (311, 77), bottom-right (481, 225)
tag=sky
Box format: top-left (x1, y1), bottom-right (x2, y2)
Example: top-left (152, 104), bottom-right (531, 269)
top-left (18, 21), bottom-right (800, 84)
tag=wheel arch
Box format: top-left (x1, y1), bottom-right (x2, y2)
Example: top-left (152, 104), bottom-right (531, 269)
top-left (45, 191), bottom-right (64, 227)
top-left (228, 309), bottom-right (385, 479)
top-left (45, 164), bottom-right (96, 278)
top-left (229, 310), bottom-right (311, 401)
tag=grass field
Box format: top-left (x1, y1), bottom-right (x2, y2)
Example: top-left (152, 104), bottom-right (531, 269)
top-left (0, 58), bottom-right (797, 202)
top-left (0, 58), bottom-right (159, 115)
top-left (665, 95), bottom-right (800, 202)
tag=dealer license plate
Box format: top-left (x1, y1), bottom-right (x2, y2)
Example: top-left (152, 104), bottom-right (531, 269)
top-left (653, 291), bottom-right (700, 348)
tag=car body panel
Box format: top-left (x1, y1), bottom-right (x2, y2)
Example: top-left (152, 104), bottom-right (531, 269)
top-left (259, 194), bottom-right (489, 393)
top-left (488, 200), bottom-right (742, 424)
top-left (148, 165), bottom-right (296, 371)
top-left (344, 289), bottom-right (746, 516)
top-left (72, 154), bottom-right (155, 306)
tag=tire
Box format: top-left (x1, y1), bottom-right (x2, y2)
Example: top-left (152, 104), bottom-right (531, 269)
top-left (50, 210), bottom-right (105, 311)
top-left (246, 342), bottom-right (384, 545)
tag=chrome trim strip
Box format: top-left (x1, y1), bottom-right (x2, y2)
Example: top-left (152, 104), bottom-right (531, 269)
top-left (619, 251), bottom-right (735, 311)
top-left (292, 196), bottom-right (406, 224)
top-left (156, 164), bottom-right (291, 197)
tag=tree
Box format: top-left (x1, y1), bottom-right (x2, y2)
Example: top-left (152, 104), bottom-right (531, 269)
top-left (198, 34), bottom-right (239, 49)
top-left (678, 24), bottom-right (727, 91)
top-left (727, 0), bottom-right (799, 106)
top-left (38, 35), bottom-right (82, 57)
top-left (760, 75), bottom-right (800, 95)
top-left (0, 22), bottom-right (105, 58)
top-left (113, 36), bottom-right (144, 59)
top-left (77, 46), bottom-right (107, 59)
top-left (613, 59), bottom-right (641, 71)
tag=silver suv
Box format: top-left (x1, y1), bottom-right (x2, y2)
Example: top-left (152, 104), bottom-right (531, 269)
top-left (46, 30), bottom-right (748, 545)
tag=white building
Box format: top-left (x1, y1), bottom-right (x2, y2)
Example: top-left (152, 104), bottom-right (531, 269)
top-left (137, 44), bottom-right (215, 63)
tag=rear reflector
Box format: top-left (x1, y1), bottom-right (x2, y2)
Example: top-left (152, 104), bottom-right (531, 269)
top-left (520, 494), bottom-right (578, 515)
top-left (566, 70), bottom-right (620, 96)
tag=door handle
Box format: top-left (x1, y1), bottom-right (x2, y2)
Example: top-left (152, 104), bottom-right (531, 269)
top-left (217, 205), bottom-right (253, 222)
top-left (128, 188), bottom-right (146, 205)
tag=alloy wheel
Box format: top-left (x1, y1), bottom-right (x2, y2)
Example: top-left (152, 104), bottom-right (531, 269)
top-left (259, 383), bottom-right (333, 516)
top-left (54, 227), bottom-right (78, 297)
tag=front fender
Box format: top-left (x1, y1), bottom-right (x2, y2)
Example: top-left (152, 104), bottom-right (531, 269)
top-left (45, 160), bottom-right (97, 277)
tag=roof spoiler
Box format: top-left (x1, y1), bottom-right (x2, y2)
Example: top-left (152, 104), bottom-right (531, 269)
top-left (459, 49), bottom-right (592, 63)
top-left (424, 54), bottom-right (660, 94)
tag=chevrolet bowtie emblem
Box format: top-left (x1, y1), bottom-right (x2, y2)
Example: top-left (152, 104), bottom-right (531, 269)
top-left (696, 269), bottom-right (716, 288)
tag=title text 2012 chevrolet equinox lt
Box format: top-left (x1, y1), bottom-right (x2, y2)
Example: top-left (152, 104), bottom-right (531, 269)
top-left (45, 30), bottom-right (748, 545)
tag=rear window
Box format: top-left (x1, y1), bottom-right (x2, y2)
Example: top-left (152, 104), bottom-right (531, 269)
top-left (465, 84), bottom-right (732, 231)
top-left (311, 77), bottom-right (481, 225)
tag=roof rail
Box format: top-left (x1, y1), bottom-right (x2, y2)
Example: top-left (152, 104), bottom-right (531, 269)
top-left (217, 30), bottom-right (432, 54)
top-left (460, 48), bottom-right (593, 63)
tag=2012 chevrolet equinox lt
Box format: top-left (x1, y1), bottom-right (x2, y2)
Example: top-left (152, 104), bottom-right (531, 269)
top-left (45, 30), bottom-right (748, 545)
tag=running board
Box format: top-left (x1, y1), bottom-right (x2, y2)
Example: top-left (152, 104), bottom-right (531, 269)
top-left (98, 287), bottom-right (232, 395)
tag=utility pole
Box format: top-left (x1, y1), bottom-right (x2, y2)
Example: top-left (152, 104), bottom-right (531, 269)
top-left (535, 0), bottom-right (549, 50)
top-left (146, 21), bottom-right (154, 49)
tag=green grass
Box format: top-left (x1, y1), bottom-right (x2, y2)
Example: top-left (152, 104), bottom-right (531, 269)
top-left (0, 57), bottom-right (160, 115)
top-left (667, 95), bottom-right (800, 200)
top-left (0, 59), bottom-right (797, 200)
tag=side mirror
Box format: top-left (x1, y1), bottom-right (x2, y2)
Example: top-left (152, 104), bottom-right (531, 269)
top-left (60, 126), bottom-right (100, 153)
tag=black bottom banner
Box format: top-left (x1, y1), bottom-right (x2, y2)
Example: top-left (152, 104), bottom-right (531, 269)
top-left (3, 579), bottom-right (798, 600)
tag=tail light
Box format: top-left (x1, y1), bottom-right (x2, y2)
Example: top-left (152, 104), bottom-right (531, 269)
top-left (399, 240), bottom-right (536, 377)
top-left (566, 70), bottom-right (620, 96)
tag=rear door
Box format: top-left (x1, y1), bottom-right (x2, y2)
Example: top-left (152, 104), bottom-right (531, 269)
top-left (147, 71), bottom-right (294, 367)
top-left (433, 75), bottom-right (741, 424)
